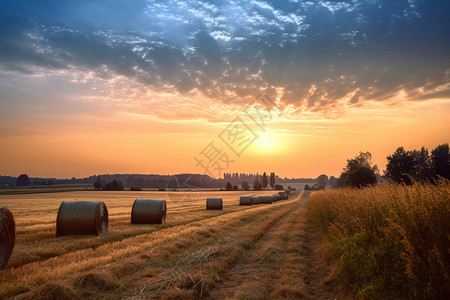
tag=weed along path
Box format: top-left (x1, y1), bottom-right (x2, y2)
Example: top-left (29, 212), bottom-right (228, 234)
top-left (1, 190), bottom-right (336, 299)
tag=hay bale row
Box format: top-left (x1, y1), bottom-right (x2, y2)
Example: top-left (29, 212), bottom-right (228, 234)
top-left (262, 196), bottom-right (273, 204)
top-left (131, 199), bottom-right (166, 224)
top-left (239, 196), bottom-right (253, 206)
top-left (252, 196), bottom-right (260, 205)
top-left (57, 201), bottom-right (108, 236)
top-left (206, 198), bottom-right (223, 210)
top-left (0, 207), bottom-right (15, 270)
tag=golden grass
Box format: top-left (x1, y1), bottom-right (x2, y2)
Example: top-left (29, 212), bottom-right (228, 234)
top-left (0, 190), bottom-right (289, 298)
top-left (307, 181), bottom-right (450, 299)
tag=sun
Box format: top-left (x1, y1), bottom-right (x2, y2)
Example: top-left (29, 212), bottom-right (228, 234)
top-left (254, 132), bottom-right (279, 153)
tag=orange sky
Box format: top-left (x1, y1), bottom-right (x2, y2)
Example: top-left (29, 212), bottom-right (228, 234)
top-left (1, 89), bottom-right (448, 179)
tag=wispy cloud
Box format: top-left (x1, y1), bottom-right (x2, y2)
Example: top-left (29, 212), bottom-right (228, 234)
top-left (0, 0), bottom-right (449, 121)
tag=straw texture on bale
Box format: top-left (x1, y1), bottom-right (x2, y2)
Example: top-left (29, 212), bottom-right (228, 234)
top-left (131, 199), bottom-right (166, 224)
top-left (206, 198), bottom-right (223, 210)
top-left (252, 196), bottom-right (260, 205)
top-left (0, 207), bottom-right (15, 270)
top-left (272, 194), bottom-right (280, 201)
top-left (239, 196), bottom-right (253, 206)
top-left (56, 201), bottom-right (108, 236)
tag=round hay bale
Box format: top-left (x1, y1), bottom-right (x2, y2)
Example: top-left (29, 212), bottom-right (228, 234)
top-left (239, 196), bottom-right (252, 206)
top-left (284, 189), bottom-right (291, 195)
top-left (257, 196), bottom-right (265, 204)
top-left (263, 196), bottom-right (273, 204)
top-left (56, 201), bottom-right (108, 236)
top-left (131, 199), bottom-right (166, 224)
top-left (0, 207), bottom-right (15, 270)
top-left (252, 196), bottom-right (260, 205)
top-left (206, 198), bottom-right (222, 210)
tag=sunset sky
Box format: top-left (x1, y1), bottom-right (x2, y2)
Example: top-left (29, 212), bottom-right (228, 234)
top-left (0, 0), bottom-right (449, 179)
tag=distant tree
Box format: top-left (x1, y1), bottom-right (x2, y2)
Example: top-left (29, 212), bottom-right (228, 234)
top-left (304, 184), bottom-right (310, 190)
top-left (126, 175), bottom-right (136, 187)
top-left (329, 176), bottom-right (336, 187)
top-left (269, 172), bottom-right (275, 189)
top-left (130, 186), bottom-right (142, 191)
top-left (317, 174), bottom-right (329, 187)
top-left (93, 176), bottom-right (105, 190)
top-left (102, 180), bottom-right (124, 191)
top-left (225, 181), bottom-right (232, 191)
top-left (232, 185), bottom-right (239, 190)
top-left (262, 172), bottom-right (268, 189)
top-left (135, 177), bottom-right (145, 188)
top-left (241, 181), bottom-right (250, 191)
top-left (384, 146), bottom-right (432, 184)
top-left (431, 143), bottom-right (450, 180)
top-left (339, 152), bottom-right (378, 188)
top-left (16, 174), bottom-right (30, 186)
top-left (253, 177), bottom-right (262, 190)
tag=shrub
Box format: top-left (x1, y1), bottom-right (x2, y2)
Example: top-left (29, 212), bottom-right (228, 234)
top-left (129, 186), bottom-right (142, 191)
top-left (102, 180), bottom-right (124, 191)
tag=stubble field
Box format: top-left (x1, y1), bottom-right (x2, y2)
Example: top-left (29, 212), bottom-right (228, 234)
top-left (0, 189), bottom-right (330, 299)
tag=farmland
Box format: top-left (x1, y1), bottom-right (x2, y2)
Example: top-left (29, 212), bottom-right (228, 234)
top-left (0, 189), bottom-right (332, 299)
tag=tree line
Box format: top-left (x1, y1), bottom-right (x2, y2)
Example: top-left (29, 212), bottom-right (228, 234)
top-left (335, 143), bottom-right (449, 188)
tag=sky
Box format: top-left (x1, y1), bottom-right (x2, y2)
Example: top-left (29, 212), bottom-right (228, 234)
top-left (0, 0), bottom-right (449, 179)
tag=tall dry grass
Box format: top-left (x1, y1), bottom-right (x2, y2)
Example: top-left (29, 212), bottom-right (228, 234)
top-left (307, 180), bottom-right (449, 299)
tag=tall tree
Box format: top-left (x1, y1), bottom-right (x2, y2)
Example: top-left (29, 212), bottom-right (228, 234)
top-left (269, 172), bottom-right (275, 190)
top-left (262, 172), bottom-right (268, 189)
top-left (253, 177), bottom-right (262, 190)
top-left (339, 152), bottom-right (378, 188)
top-left (431, 143), bottom-right (450, 180)
top-left (225, 181), bottom-right (232, 191)
top-left (317, 174), bottom-right (329, 187)
top-left (241, 181), bottom-right (250, 191)
top-left (93, 176), bottom-right (105, 190)
top-left (384, 146), bottom-right (432, 184)
top-left (16, 174), bottom-right (30, 186)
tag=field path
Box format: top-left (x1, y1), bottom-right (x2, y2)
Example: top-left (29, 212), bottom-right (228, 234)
top-left (2, 191), bottom-right (337, 299)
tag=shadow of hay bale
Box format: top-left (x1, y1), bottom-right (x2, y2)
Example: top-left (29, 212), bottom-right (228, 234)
top-left (206, 198), bottom-right (222, 210)
top-left (131, 199), bottom-right (166, 224)
top-left (0, 207), bottom-right (15, 270)
top-left (56, 201), bottom-right (108, 236)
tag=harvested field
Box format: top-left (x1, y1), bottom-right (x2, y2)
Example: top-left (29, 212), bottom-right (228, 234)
top-left (0, 190), bottom-right (337, 299)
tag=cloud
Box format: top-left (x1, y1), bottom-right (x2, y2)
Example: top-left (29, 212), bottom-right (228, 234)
top-left (0, 0), bottom-right (449, 120)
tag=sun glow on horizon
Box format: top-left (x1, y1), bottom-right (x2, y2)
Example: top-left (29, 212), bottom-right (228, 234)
top-left (253, 132), bottom-right (283, 154)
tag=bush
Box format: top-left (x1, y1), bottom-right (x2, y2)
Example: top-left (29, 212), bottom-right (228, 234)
top-left (274, 184), bottom-right (284, 190)
top-left (307, 180), bottom-right (450, 299)
top-left (232, 185), bottom-right (239, 190)
top-left (130, 186), bottom-right (142, 191)
top-left (102, 180), bottom-right (124, 191)
top-left (225, 181), bottom-right (232, 191)
top-left (158, 188), bottom-right (165, 191)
